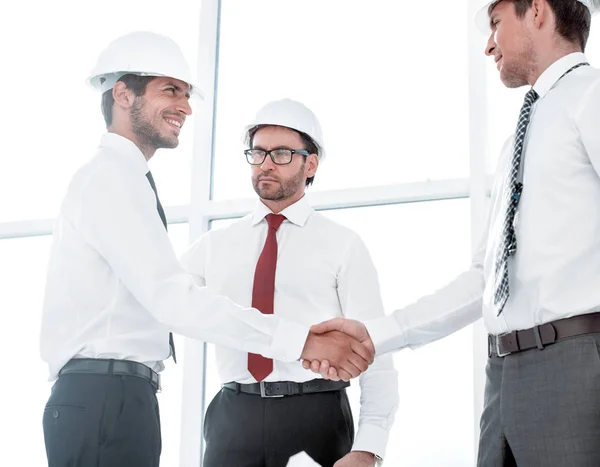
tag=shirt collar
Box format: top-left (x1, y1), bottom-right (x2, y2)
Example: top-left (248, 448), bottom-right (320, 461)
top-left (251, 195), bottom-right (314, 227)
top-left (99, 132), bottom-right (149, 175)
top-left (533, 52), bottom-right (588, 98)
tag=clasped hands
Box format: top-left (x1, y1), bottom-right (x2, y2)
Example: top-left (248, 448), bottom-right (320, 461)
top-left (300, 318), bottom-right (373, 381)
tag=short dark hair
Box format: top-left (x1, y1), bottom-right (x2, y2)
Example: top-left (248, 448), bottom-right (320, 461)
top-left (100, 74), bottom-right (157, 127)
top-left (492, 0), bottom-right (591, 50)
top-left (246, 125), bottom-right (319, 187)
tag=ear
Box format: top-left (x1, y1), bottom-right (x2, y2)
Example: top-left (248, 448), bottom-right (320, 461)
top-left (530, 0), bottom-right (548, 30)
top-left (112, 81), bottom-right (135, 109)
top-left (305, 153), bottom-right (319, 178)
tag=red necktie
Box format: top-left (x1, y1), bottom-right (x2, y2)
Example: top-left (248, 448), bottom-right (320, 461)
top-left (248, 213), bottom-right (285, 382)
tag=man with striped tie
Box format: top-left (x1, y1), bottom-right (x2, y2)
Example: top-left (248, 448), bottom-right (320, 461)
top-left (308, 1), bottom-right (600, 465)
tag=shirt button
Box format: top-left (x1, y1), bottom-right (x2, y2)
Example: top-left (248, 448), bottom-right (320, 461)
top-left (53, 409), bottom-right (59, 418)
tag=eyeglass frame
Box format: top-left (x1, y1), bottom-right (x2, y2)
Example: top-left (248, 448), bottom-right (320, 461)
top-left (244, 147), bottom-right (311, 166)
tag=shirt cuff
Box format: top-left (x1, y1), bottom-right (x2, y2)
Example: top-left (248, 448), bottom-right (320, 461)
top-left (365, 314), bottom-right (406, 356)
top-left (352, 423), bottom-right (390, 461)
top-left (269, 318), bottom-right (310, 362)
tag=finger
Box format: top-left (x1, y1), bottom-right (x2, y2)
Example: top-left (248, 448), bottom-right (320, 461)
top-left (351, 340), bottom-right (375, 365)
top-left (310, 317), bottom-right (345, 334)
top-left (310, 360), bottom-right (321, 373)
top-left (301, 360), bottom-right (311, 370)
top-left (339, 359), bottom-right (363, 379)
top-left (318, 360), bottom-right (331, 379)
top-left (327, 366), bottom-right (341, 381)
top-left (347, 352), bottom-right (369, 374)
top-left (337, 368), bottom-right (353, 382)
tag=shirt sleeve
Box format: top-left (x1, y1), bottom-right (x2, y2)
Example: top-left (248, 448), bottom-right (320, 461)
top-left (75, 167), bottom-right (308, 362)
top-left (575, 76), bottom-right (600, 176)
top-left (365, 203), bottom-right (492, 356)
top-left (337, 233), bottom-right (399, 460)
top-left (365, 134), bottom-right (518, 355)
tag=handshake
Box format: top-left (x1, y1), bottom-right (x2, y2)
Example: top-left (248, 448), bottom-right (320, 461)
top-left (299, 318), bottom-right (373, 381)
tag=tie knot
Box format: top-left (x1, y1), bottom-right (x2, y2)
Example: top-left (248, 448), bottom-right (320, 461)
top-left (525, 88), bottom-right (539, 103)
top-left (266, 213), bottom-right (285, 231)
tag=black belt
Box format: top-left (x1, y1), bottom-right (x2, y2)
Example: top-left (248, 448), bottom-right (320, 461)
top-left (59, 358), bottom-right (161, 392)
top-left (488, 312), bottom-right (600, 357)
top-left (223, 379), bottom-right (349, 398)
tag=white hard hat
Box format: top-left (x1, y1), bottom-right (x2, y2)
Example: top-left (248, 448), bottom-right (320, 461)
top-left (474, 0), bottom-right (600, 35)
top-left (243, 99), bottom-right (326, 159)
top-left (86, 31), bottom-right (203, 99)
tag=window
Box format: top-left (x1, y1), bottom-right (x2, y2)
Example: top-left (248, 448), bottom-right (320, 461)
top-left (0, 0), bottom-right (201, 222)
top-left (212, 0), bottom-right (470, 200)
top-left (0, 223), bottom-right (189, 466)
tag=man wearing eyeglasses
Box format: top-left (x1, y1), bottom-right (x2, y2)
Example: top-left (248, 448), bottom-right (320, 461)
top-left (180, 99), bottom-right (398, 467)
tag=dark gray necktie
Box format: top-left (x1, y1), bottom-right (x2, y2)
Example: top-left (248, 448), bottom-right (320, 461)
top-left (145, 171), bottom-right (177, 363)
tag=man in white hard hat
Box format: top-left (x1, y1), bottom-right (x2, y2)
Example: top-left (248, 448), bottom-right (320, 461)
top-left (39, 33), bottom-right (374, 467)
top-left (180, 98), bottom-right (398, 467)
top-left (306, 1), bottom-right (600, 465)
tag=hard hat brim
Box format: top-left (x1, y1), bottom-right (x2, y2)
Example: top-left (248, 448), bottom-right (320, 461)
top-left (474, 2), bottom-right (494, 35)
top-left (87, 71), bottom-right (204, 100)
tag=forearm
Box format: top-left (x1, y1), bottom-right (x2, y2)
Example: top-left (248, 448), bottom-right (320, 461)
top-left (367, 266), bottom-right (485, 355)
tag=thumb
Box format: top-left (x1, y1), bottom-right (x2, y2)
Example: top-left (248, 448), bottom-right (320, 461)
top-left (310, 317), bottom-right (345, 334)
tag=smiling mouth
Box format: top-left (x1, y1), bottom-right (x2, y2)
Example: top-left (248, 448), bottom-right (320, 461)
top-left (164, 117), bottom-right (183, 131)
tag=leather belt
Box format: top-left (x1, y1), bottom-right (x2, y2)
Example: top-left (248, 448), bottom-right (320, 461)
top-left (488, 312), bottom-right (600, 357)
top-left (59, 358), bottom-right (161, 392)
top-left (223, 379), bottom-right (349, 398)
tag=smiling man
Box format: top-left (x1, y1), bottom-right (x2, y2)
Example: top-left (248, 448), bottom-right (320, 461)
top-left (39, 33), bottom-right (375, 467)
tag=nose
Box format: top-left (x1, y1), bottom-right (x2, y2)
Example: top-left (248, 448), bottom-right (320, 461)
top-left (485, 32), bottom-right (496, 57)
top-left (177, 95), bottom-right (192, 116)
top-left (260, 153), bottom-right (276, 171)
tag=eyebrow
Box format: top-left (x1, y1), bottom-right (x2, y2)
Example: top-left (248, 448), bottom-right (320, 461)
top-left (164, 81), bottom-right (191, 99)
top-left (252, 145), bottom-right (291, 150)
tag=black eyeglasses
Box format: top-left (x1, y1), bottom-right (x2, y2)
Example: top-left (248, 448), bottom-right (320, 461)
top-left (244, 148), bottom-right (310, 165)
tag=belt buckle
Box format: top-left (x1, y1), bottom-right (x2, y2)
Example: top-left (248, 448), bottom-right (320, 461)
top-left (154, 372), bottom-right (162, 393)
top-left (259, 381), bottom-right (284, 398)
top-left (495, 332), bottom-right (511, 358)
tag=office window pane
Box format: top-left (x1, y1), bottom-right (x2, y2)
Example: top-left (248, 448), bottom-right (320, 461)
top-left (157, 223), bottom-right (190, 467)
top-left (0, 1), bottom-right (200, 222)
top-left (204, 199), bottom-right (473, 466)
top-left (213, 0), bottom-right (469, 200)
top-left (485, 16), bottom-right (600, 172)
top-left (324, 199), bottom-right (473, 466)
top-left (0, 223), bottom-right (189, 466)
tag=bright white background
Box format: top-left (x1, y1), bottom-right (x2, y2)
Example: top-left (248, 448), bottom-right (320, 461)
top-left (1, 1), bottom-right (599, 466)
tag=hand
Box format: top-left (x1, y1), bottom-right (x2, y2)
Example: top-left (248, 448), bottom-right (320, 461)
top-left (300, 330), bottom-right (374, 381)
top-left (334, 451), bottom-right (377, 467)
top-left (302, 318), bottom-right (374, 381)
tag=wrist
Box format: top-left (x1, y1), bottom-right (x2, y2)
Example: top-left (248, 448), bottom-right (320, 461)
top-left (352, 450), bottom-right (377, 461)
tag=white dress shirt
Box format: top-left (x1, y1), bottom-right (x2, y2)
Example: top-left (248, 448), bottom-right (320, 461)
top-left (180, 196), bottom-right (399, 459)
top-left (40, 133), bottom-right (309, 380)
top-left (367, 52), bottom-right (600, 354)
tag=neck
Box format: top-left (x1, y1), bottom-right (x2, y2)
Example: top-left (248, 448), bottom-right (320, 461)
top-left (528, 42), bottom-right (581, 86)
top-left (107, 126), bottom-right (156, 161)
top-left (261, 191), bottom-right (305, 214)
